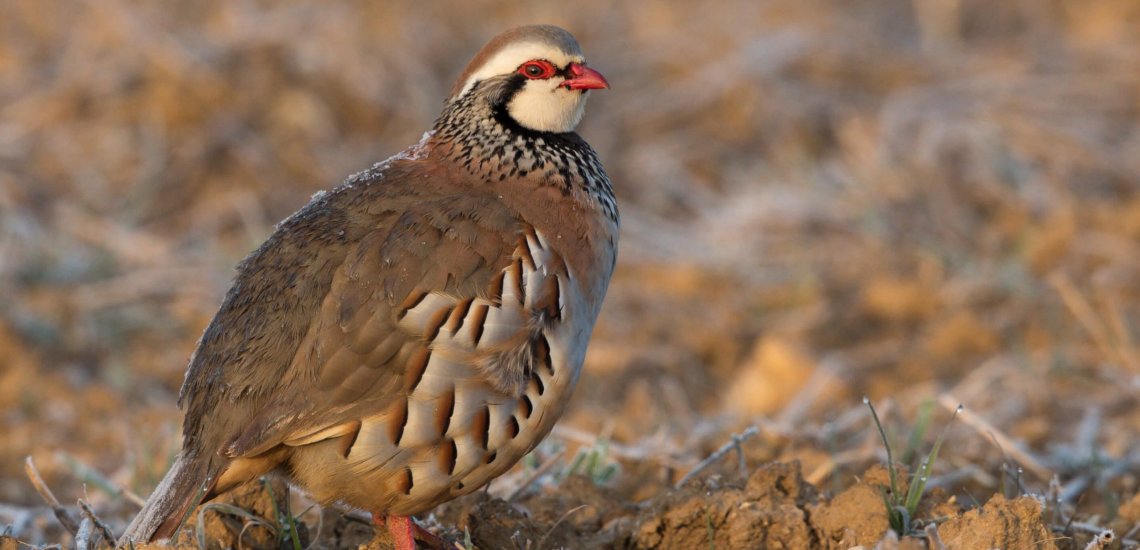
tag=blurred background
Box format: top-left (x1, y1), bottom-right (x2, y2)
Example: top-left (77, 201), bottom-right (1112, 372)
top-left (2, 0), bottom-right (1140, 546)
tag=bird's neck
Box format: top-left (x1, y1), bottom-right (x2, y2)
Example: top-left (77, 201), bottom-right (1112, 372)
top-left (430, 93), bottom-right (618, 223)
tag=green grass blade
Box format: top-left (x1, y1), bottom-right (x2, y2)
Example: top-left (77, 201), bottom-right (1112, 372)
top-left (902, 400), bottom-right (934, 466)
top-left (262, 477), bottom-right (301, 550)
top-left (904, 403), bottom-right (960, 514)
top-left (865, 397), bottom-right (900, 504)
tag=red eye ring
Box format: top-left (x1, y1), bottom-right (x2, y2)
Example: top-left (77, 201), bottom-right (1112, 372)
top-left (518, 60), bottom-right (556, 80)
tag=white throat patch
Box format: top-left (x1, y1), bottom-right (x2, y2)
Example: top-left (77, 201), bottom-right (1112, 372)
top-left (506, 80), bottom-right (589, 133)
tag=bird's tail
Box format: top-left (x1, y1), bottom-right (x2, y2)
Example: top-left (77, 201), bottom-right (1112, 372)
top-left (117, 454), bottom-right (212, 547)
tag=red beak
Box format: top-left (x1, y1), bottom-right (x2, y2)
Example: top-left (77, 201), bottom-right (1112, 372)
top-left (564, 63), bottom-right (609, 91)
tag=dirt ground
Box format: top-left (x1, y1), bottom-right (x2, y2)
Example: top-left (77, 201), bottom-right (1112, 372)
top-left (3, 0), bottom-right (1140, 549)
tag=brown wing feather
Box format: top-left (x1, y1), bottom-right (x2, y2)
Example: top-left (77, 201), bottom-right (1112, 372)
top-left (179, 159), bottom-right (523, 461)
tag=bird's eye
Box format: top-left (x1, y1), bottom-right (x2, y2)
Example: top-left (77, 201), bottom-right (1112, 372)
top-left (518, 60), bottom-right (556, 80)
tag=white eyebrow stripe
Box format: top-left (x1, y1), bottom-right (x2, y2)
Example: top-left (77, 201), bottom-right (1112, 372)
top-left (457, 43), bottom-right (584, 97)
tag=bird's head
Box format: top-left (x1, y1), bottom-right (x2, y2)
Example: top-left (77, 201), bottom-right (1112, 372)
top-left (448, 25), bottom-right (609, 134)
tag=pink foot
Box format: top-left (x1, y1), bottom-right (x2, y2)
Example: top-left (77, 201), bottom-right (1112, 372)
top-left (372, 513), bottom-right (455, 550)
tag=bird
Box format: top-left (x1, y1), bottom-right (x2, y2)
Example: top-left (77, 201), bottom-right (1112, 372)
top-left (117, 24), bottom-right (616, 550)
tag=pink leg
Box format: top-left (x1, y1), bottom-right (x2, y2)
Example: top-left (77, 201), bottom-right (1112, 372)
top-left (371, 513), bottom-right (456, 550)
top-left (372, 513), bottom-right (416, 550)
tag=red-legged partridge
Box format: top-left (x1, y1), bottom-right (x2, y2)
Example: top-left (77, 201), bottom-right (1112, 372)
top-left (119, 25), bottom-right (616, 550)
